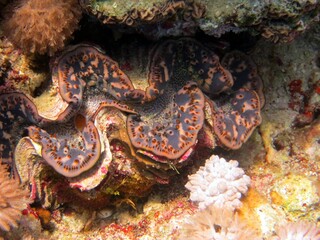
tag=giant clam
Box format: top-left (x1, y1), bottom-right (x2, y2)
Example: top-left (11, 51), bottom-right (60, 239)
top-left (0, 38), bottom-right (263, 205)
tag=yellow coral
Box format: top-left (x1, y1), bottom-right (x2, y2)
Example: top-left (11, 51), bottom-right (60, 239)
top-left (2, 0), bottom-right (82, 56)
top-left (0, 164), bottom-right (30, 232)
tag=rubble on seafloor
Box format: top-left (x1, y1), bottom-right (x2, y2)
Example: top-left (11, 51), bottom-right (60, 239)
top-left (0, 1), bottom-right (320, 240)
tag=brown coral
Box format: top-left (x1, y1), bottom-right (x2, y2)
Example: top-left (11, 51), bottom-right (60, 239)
top-left (2, 0), bottom-right (82, 56)
top-left (0, 164), bottom-right (30, 232)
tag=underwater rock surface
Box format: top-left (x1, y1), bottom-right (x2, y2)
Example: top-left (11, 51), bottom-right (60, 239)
top-left (81, 0), bottom-right (320, 42)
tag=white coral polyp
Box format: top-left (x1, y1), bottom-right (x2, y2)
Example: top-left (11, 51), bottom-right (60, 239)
top-left (185, 155), bottom-right (250, 210)
top-left (273, 221), bottom-right (320, 240)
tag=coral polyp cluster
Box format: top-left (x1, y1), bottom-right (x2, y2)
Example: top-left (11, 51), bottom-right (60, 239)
top-left (2, 0), bottom-right (82, 55)
top-left (273, 221), bottom-right (320, 240)
top-left (185, 155), bottom-right (251, 210)
top-left (179, 205), bottom-right (261, 240)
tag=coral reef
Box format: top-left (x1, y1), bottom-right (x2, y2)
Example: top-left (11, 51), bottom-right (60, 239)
top-left (80, 0), bottom-right (320, 42)
top-left (2, 0), bottom-right (82, 55)
top-left (199, 0), bottom-right (320, 43)
top-left (3, 4), bottom-right (320, 237)
top-left (185, 155), bottom-right (250, 210)
top-left (179, 205), bottom-right (261, 240)
top-left (80, 0), bottom-right (188, 26)
top-left (0, 164), bottom-right (30, 232)
top-left (0, 38), bottom-right (264, 232)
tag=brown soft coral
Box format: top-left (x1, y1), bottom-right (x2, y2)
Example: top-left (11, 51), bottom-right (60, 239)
top-left (2, 0), bottom-right (82, 56)
top-left (0, 164), bottom-right (30, 232)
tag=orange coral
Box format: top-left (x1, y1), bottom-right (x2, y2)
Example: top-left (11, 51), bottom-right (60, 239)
top-left (0, 164), bottom-right (30, 232)
top-left (2, 0), bottom-right (82, 56)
